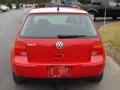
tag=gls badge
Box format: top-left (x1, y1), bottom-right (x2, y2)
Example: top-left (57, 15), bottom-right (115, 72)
top-left (56, 41), bottom-right (64, 49)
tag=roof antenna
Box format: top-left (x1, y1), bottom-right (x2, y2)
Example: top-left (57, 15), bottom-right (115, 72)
top-left (57, 1), bottom-right (60, 12)
top-left (57, 5), bottom-right (60, 11)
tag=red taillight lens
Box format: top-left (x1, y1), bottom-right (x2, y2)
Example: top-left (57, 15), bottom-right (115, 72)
top-left (14, 42), bottom-right (27, 56)
top-left (91, 41), bottom-right (103, 56)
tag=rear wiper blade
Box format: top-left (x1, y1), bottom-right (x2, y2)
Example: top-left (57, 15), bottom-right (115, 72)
top-left (58, 35), bottom-right (88, 38)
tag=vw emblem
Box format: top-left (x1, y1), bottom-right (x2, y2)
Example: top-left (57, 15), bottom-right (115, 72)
top-left (56, 41), bottom-right (64, 49)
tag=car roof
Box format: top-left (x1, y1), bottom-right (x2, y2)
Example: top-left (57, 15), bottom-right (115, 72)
top-left (29, 7), bottom-right (88, 14)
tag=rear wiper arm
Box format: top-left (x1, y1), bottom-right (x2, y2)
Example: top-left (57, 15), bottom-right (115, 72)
top-left (58, 35), bottom-right (88, 38)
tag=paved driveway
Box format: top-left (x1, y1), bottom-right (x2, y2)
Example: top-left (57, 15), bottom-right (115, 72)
top-left (0, 9), bottom-right (120, 90)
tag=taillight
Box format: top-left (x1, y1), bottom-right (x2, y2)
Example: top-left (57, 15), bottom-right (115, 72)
top-left (14, 42), bottom-right (27, 56)
top-left (91, 41), bottom-right (103, 56)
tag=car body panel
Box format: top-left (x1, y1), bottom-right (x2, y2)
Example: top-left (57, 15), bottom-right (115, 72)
top-left (15, 38), bottom-right (101, 63)
top-left (12, 56), bottom-right (104, 78)
top-left (29, 7), bottom-right (87, 14)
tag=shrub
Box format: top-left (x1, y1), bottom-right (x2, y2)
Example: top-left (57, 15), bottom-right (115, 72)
top-left (6, 0), bottom-right (12, 9)
top-left (15, 0), bottom-right (20, 9)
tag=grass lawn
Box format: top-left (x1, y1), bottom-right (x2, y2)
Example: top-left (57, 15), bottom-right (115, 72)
top-left (100, 22), bottom-right (120, 64)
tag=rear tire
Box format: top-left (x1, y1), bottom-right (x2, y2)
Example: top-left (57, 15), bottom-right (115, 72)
top-left (12, 72), bottom-right (26, 84)
top-left (90, 73), bottom-right (103, 83)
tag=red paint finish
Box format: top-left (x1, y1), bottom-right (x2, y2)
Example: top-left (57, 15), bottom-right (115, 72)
top-left (12, 37), bottom-right (105, 79)
top-left (12, 56), bottom-right (104, 78)
top-left (11, 8), bottom-right (106, 79)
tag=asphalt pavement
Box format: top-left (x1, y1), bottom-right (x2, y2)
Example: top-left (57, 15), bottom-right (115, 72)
top-left (0, 9), bottom-right (120, 90)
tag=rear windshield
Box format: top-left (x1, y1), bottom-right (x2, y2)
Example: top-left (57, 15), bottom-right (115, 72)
top-left (20, 14), bottom-right (97, 38)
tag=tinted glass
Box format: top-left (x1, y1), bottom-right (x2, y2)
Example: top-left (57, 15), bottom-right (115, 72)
top-left (20, 14), bottom-right (97, 38)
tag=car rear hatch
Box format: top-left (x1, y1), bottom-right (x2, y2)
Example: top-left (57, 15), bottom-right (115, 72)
top-left (16, 38), bottom-right (101, 63)
top-left (16, 13), bottom-right (103, 63)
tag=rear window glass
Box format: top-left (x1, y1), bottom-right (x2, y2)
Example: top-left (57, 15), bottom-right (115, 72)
top-left (20, 14), bottom-right (97, 38)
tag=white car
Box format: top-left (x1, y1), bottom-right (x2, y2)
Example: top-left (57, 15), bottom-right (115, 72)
top-left (0, 5), bottom-right (9, 12)
top-left (25, 4), bottom-right (33, 8)
top-left (12, 4), bottom-right (16, 9)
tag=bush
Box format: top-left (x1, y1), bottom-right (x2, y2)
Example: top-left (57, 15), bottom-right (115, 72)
top-left (6, 0), bottom-right (12, 9)
top-left (15, 0), bottom-right (20, 9)
top-left (35, 0), bottom-right (44, 4)
top-left (78, 0), bottom-right (91, 4)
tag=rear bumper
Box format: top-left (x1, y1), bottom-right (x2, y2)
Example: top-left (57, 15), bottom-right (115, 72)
top-left (12, 56), bottom-right (105, 79)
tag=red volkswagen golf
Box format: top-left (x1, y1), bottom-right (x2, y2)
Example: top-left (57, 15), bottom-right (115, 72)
top-left (11, 7), bottom-right (106, 84)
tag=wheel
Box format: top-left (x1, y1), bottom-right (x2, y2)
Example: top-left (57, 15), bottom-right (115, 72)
top-left (2, 10), bottom-right (5, 12)
top-left (12, 72), bottom-right (26, 84)
top-left (0, 9), bottom-right (3, 13)
top-left (89, 12), bottom-right (96, 21)
top-left (90, 73), bottom-right (103, 83)
top-left (112, 16), bottom-right (117, 20)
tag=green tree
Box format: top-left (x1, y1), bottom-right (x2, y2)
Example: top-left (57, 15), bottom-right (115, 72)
top-left (78, 0), bottom-right (91, 4)
top-left (11, 0), bottom-right (15, 3)
top-left (35, 0), bottom-right (44, 4)
top-left (6, 0), bottom-right (12, 9)
top-left (15, 0), bottom-right (20, 9)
